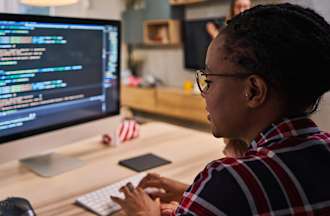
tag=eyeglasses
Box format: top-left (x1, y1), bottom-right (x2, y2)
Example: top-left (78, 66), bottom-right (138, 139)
top-left (195, 69), bottom-right (253, 93)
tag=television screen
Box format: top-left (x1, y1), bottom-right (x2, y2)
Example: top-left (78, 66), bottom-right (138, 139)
top-left (183, 17), bottom-right (225, 70)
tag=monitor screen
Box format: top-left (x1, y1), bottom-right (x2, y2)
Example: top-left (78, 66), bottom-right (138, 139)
top-left (0, 13), bottom-right (120, 144)
top-left (183, 17), bottom-right (225, 70)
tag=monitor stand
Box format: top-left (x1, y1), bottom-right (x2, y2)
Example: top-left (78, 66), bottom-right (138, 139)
top-left (20, 153), bottom-right (85, 177)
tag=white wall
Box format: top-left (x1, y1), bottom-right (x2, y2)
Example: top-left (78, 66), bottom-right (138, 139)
top-left (53, 0), bottom-right (124, 19)
top-left (312, 93), bottom-right (330, 131)
top-left (53, 0), bottom-right (128, 70)
top-left (0, 0), bottom-right (4, 11)
top-left (305, 0), bottom-right (330, 131)
top-left (285, 0), bottom-right (330, 131)
top-left (312, 0), bottom-right (330, 21)
top-left (0, 0), bottom-right (19, 13)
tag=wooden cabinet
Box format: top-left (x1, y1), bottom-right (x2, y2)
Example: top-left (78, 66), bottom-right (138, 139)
top-left (156, 87), bottom-right (207, 123)
top-left (121, 86), bottom-right (156, 111)
top-left (121, 86), bottom-right (208, 124)
top-left (144, 19), bottom-right (181, 45)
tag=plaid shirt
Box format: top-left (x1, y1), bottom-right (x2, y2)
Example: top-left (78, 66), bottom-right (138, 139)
top-left (173, 116), bottom-right (330, 215)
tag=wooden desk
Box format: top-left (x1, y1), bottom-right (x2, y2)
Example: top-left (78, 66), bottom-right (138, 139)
top-left (0, 122), bottom-right (223, 216)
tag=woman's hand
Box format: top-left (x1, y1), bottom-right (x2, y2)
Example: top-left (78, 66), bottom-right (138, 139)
top-left (138, 173), bottom-right (189, 203)
top-left (206, 22), bottom-right (220, 39)
top-left (111, 183), bottom-right (161, 216)
top-left (160, 201), bottom-right (179, 216)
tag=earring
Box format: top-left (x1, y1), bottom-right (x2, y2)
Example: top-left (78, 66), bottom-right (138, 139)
top-left (245, 92), bottom-right (249, 98)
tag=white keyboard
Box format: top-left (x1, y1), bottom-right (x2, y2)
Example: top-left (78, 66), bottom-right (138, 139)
top-left (76, 173), bottom-right (146, 216)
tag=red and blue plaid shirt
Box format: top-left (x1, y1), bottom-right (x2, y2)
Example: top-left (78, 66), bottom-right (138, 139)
top-left (173, 116), bottom-right (330, 215)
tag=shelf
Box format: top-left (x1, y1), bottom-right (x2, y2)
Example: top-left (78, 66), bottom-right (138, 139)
top-left (143, 19), bottom-right (181, 46)
top-left (169, 0), bottom-right (206, 6)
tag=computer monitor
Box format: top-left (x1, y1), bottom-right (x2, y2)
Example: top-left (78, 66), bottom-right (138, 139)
top-left (0, 13), bottom-right (121, 176)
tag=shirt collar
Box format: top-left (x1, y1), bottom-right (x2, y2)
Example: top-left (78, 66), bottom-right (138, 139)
top-left (248, 116), bottom-right (320, 151)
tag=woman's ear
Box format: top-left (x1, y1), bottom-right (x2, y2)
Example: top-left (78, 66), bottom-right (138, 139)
top-left (244, 75), bottom-right (268, 108)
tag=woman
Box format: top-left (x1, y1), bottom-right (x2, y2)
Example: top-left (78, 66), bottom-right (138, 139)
top-left (207, 0), bottom-right (253, 158)
top-left (112, 3), bottom-right (330, 215)
top-left (229, 0), bottom-right (252, 20)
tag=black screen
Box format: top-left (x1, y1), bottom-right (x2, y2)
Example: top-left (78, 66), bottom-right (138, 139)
top-left (183, 17), bottom-right (225, 70)
top-left (0, 14), bottom-right (120, 143)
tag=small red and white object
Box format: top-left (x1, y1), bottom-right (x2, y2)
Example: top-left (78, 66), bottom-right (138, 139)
top-left (127, 76), bottom-right (143, 87)
top-left (102, 119), bottom-right (140, 146)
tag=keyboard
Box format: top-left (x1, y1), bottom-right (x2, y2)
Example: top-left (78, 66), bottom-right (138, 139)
top-left (76, 173), bottom-right (146, 216)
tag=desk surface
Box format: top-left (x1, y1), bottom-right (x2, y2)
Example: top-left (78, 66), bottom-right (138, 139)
top-left (0, 122), bottom-right (223, 216)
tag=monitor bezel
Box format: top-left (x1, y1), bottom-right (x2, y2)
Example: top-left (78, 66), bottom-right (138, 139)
top-left (0, 13), bottom-right (121, 144)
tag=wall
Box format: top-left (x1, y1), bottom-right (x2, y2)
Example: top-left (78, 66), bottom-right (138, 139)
top-left (0, 0), bottom-right (49, 14)
top-left (299, 0), bottom-right (330, 131)
top-left (285, 0), bottom-right (330, 131)
top-left (0, 0), bottom-right (19, 13)
top-left (312, 0), bottom-right (330, 21)
top-left (53, 0), bottom-right (127, 70)
top-left (53, 0), bottom-right (124, 19)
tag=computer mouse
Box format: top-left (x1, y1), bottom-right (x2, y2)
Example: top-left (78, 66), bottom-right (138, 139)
top-left (0, 197), bottom-right (36, 216)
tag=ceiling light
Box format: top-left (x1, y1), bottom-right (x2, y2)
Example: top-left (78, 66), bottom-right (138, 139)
top-left (21, 0), bottom-right (79, 7)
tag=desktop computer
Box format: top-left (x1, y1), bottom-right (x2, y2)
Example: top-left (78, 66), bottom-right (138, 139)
top-left (0, 13), bottom-right (121, 176)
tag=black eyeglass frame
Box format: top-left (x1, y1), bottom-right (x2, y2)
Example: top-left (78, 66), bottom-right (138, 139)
top-left (195, 69), bottom-right (254, 93)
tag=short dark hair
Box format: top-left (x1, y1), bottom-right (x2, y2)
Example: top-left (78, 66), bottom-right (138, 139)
top-left (220, 3), bottom-right (330, 115)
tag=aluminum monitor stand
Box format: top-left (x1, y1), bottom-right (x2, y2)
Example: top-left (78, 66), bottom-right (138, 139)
top-left (20, 153), bottom-right (85, 177)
